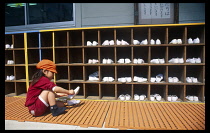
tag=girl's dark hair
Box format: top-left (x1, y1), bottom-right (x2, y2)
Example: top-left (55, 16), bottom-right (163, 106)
top-left (30, 69), bottom-right (45, 86)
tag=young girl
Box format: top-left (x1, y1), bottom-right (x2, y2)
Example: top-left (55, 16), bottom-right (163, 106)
top-left (25, 59), bottom-right (79, 117)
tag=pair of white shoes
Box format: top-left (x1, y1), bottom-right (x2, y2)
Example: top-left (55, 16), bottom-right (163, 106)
top-left (150, 58), bottom-right (165, 64)
top-left (102, 40), bottom-right (115, 46)
top-left (117, 58), bottom-right (131, 64)
top-left (87, 41), bottom-right (98, 46)
top-left (168, 77), bottom-right (179, 83)
top-left (6, 75), bottom-right (15, 80)
top-left (118, 77), bottom-right (132, 82)
top-left (67, 86), bottom-right (80, 100)
top-left (150, 39), bottom-right (161, 45)
top-left (119, 94), bottom-right (131, 101)
top-left (7, 60), bottom-right (14, 64)
top-left (186, 77), bottom-right (198, 83)
top-left (102, 77), bottom-right (114, 82)
top-left (133, 76), bottom-right (147, 82)
top-left (188, 37), bottom-right (200, 44)
top-left (133, 58), bottom-right (144, 64)
top-left (168, 95), bottom-right (178, 102)
top-left (168, 58), bottom-right (184, 63)
top-left (5, 44), bottom-right (14, 49)
top-left (186, 95), bottom-right (199, 101)
top-left (102, 58), bottom-right (114, 64)
top-left (186, 57), bottom-right (201, 63)
top-left (88, 59), bottom-right (99, 64)
top-left (134, 94), bottom-right (146, 101)
top-left (116, 39), bottom-right (129, 45)
top-left (169, 39), bottom-right (182, 44)
top-left (150, 94), bottom-right (162, 101)
top-left (151, 74), bottom-right (163, 83)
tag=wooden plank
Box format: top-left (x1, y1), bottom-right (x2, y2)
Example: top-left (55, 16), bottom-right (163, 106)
top-left (171, 103), bottom-right (198, 130)
top-left (146, 103), bottom-right (161, 129)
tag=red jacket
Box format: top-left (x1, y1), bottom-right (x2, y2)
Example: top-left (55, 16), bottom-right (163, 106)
top-left (25, 76), bottom-right (56, 107)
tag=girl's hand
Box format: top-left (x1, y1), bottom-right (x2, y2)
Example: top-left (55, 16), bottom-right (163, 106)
top-left (68, 90), bottom-right (75, 95)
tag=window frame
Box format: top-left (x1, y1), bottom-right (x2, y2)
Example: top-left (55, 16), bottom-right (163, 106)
top-left (5, 3), bottom-right (76, 32)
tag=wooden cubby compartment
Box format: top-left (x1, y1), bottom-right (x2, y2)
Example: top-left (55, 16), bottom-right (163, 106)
top-left (5, 23), bottom-right (205, 102)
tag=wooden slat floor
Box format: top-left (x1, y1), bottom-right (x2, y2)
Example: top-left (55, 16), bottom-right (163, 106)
top-left (5, 97), bottom-right (205, 130)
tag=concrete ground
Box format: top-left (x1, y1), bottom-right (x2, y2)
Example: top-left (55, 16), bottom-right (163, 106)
top-left (5, 120), bottom-right (119, 130)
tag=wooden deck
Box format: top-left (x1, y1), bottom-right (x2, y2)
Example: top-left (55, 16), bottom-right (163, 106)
top-left (5, 97), bottom-right (205, 130)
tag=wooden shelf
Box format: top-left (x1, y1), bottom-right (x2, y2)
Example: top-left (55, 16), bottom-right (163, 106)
top-left (5, 23), bottom-right (205, 102)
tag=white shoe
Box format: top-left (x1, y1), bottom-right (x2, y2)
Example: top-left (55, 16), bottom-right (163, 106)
top-left (186, 77), bottom-right (193, 83)
top-left (178, 58), bottom-right (184, 63)
top-left (193, 96), bottom-right (199, 101)
top-left (116, 39), bottom-right (121, 45)
top-left (67, 99), bottom-right (80, 106)
top-left (109, 40), bottom-right (114, 45)
top-left (159, 58), bottom-right (165, 64)
top-left (119, 94), bottom-right (125, 101)
top-left (125, 58), bottom-right (131, 64)
top-left (133, 40), bottom-right (140, 45)
top-left (102, 58), bottom-right (107, 64)
top-left (156, 39), bottom-right (161, 45)
top-left (10, 44), bottom-right (14, 49)
top-left (150, 77), bottom-right (156, 82)
top-left (188, 38), bottom-right (193, 44)
top-left (150, 59), bottom-right (159, 64)
top-left (87, 41), bottom-right (92, 46)
top-left (150, 39), bottom-right (155, 45)
top-left (138, 58), bottom-right (144, 64)
top-left (117, 58), bottom-right (124, 64)
top-left (9, 75), bottom-right (15, 80)
top-left (6, 76), bottom-right (10, 80)
top-left (108, 77), bottom-right (114, 82)
top-left (167, 95), bottom-right (172, 101)
top-left (133, 58), bottom-right (138, 64)
top-left (192, 77), bottom-right (198, 83)
top-left (168, 77), bottom-right (173, 83)
top-left (102, 40), bottom-right (109, 46)
top-left (133, 76), bottom-right (139, 82)
top-left (150, 95), bottom-right (155, 101)
top-left (177, 39), bottom-right (182, 44)
top-left (156, 74), bottom-right (163, 82)
top-left (156, 95), bottom-right (162, 101)
top-left (92, 41), bottom-right (98, 46)
top-left (169, 39), bottom-right (177, 44)
top-left (68, 86), bottom-right (80, 99)
top-left (106, 58), bottom-right (113, 64)
top-left (5, 44), bottom-right (10, 49)
top-left (121, 40), bottom-right (129, 45)
top-left (125, 94), bottom-right (131, 100)
top-left (193, 37), bottom-right (200, 43)
top-left (88, 59), bottom-right (93, 64)
top-left (171, 95), bottom-right (178, 101)
top-left (173, 77), bottom-right (179, 83)
top-left (195, 58), bottom-right (201, 63)
top-left (139, 95), bottom-right (146, 101)
top-left (134, 94), bottom-right (140, 101)
top-left (141, 39), bottom-right (148, 45)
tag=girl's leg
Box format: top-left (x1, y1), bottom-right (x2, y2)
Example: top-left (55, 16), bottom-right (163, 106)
top-left (39, 90), bottom-right (65, 107)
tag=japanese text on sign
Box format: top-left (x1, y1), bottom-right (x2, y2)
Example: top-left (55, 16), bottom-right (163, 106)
top-left (141, 3), bottom-right (170, 19)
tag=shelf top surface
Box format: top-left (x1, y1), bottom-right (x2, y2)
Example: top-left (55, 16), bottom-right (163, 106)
top-left (5, 22), bottom-right (205, 34)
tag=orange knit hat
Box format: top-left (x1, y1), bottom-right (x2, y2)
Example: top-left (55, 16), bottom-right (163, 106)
top-left (36, 59), bottom-right (57, 73)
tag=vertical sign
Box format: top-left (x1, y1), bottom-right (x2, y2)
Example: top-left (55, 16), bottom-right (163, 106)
top-left (139, 3), bottom-right (174, 24)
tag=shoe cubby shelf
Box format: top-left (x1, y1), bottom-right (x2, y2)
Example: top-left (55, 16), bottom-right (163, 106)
top-left (5, 23), bottom-right (205, 102)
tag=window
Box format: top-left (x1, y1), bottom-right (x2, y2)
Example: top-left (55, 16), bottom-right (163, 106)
top-left (5, 3), bottom-right (75, 32)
